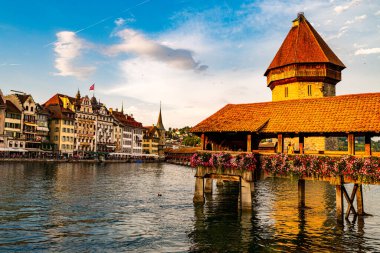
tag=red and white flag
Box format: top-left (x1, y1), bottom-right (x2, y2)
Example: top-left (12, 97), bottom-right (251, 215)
top-left (89, 83), bottom-right (95, 91)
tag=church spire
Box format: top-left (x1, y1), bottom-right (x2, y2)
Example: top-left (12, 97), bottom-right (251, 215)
top-left (76, 89), bottom-right (81, 100)
top-left (156, 101), bottom-right (165, 130)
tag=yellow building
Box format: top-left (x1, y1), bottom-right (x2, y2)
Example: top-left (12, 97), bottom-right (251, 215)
top-left (0, 90), bottom-right (6, 149)
top-left (44, 94), bottom-right (76, 156)
top-left (143, 125), bottom-right (159, 155)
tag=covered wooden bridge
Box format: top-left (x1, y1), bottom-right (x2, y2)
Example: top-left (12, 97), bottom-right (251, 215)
top-left (190, 92), bottom-right (380, 223)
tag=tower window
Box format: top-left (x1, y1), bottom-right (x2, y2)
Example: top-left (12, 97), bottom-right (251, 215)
top-left (307, 85), bottom-right (312, 96)
top-left (285, 87), bottom-right (289, 97)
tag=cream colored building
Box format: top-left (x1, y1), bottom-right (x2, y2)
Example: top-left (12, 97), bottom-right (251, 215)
top-left (74, 92), bottom-right (96, 153)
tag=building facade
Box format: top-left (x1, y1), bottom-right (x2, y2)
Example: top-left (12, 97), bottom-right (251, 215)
top-left (95, 104), bottom-right (115, 152)
top-left (143, 125), bottom-right (159, 155)
top-left (74, 93), bottom-right (97, 153)
top-left (4, 100), bottom-right (25, 150)
top-left (0, 90), bottom-right (6, 149)
top-left (44, 94), bottom-right (76, 156)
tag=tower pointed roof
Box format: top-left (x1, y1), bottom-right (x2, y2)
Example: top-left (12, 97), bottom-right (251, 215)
top-left (156, 102), bottom-right (165, 130)
top-left (76, 89), bottom-right (81, 100)
top-left (264, 13), bottom-right (345, 76)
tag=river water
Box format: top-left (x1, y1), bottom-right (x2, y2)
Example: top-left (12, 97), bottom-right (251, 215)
top-left (0, 162), bottom-right (380, 252)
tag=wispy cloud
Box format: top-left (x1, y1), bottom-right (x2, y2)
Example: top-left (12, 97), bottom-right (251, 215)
top-left (53, 31), bottom-right (95, 79)
top-left (334, 0), bottom-right (361, 14)
top-left (345, 14), bottom-right (367, 24)
top-left (107, 29), bottom-right (208, 71)
top-left (114, 17), bottom-right (135, 27)
top-left (355, 47), bottom-right (380, 55)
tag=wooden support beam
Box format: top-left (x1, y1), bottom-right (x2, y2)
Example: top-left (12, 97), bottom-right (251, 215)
top-left (336, 185), bottom-right (344, 222)
top-left (343, 184), bottom-right (357, 219)
top-left (247, 134), bottom-right (252, 152)
top-left (356, 184), bottom-right (365, 215)
top-left (348, 133), bottom-right (355, 155)
top-left (200, 133), bottom-right (205, 150)
top-left (298, 179), bottom-right (305, 208)
top-left (365, 134), bottom-right (372, 156)
top-left (277, 134), bottom-right (284, 153)
top-left (299, 134), bottom-right (304, 154)
top-left (204, 178), bottom-right (213, 194)
top-left (240, 178), bottom-right (252, 210)
top-left (193, 177), bottom-right (205, 204)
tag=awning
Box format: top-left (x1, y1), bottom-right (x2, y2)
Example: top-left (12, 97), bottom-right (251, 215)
top-left (24, 122), bottom-right (37, 127)
top-left (0, 147), bottom-right (13, 151)
top-left (9, 148), bottom-right (28, 152)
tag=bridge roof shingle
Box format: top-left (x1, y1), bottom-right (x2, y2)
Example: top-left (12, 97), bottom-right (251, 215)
top-left (191, 93), bottom-right (380, 134)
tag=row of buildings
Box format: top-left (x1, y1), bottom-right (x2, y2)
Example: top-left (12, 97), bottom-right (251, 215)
top-left (0, 90), bottom-right (165, 157)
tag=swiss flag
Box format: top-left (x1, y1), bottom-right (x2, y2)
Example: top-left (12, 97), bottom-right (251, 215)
top-left (89, 83), bottom-right (95, 91)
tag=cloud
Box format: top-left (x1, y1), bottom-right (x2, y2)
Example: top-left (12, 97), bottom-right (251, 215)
top-left (375, 10), bottom-right (380, 16)
top-left (104, 58), bottom-right (267, 128)
top-left (54, 31), bottom-right (95, 79)
top-left (114, 18), bottom-right (126, 26)
top-left (345, 14), bottom-right (367, 24)
top-left (106, 29), bottom-right (208, 71)
top-left (334, 0), bottom-right (361, 14)
top-left (355, 47), bottom-right (380, 55)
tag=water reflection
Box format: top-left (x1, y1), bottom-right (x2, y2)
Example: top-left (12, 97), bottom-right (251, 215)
top-left (1, 163), bottom-right (380, 251)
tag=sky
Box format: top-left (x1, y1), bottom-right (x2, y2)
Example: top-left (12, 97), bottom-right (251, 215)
top-left (0, 0), bottom-right (379, 128)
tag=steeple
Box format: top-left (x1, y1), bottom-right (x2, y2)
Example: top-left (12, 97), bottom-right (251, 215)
top-left (156, 102), bottom-right (165, 130)
top-left (75, 89), bottom-right (81, 100)
top-left (264, 13), bottom-right (346, 101)
top-left (121, 101), bottom-right (124, 114)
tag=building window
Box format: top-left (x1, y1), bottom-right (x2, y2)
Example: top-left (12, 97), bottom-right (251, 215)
top-left (308, 85), bottom-right (312, 96)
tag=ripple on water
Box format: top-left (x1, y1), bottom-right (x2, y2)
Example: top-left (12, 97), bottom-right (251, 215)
top-left (1, 163), bottom-right (380, 252)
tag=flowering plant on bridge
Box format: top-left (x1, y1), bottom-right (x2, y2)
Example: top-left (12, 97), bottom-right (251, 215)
top-left (190, 152), bottom-right (257, 171)
top-left (261, 154), bottom-right (380, 183)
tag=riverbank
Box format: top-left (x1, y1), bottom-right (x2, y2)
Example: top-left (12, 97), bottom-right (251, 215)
top-left (0, 158), bottom-right (164, 163)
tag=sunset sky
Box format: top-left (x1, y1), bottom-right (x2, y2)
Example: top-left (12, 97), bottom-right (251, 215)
top-left (0, 0), bottom-right (379, 127)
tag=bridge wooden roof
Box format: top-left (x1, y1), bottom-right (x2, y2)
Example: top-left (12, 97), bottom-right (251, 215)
top-left (191, 93), bottom-right (380, 134)
top-left (264, 14), bottom-right (345, 76)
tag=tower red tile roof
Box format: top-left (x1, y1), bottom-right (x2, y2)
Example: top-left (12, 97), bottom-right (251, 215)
top-left (191, 93), bottom-right (380, 134)
top-left (264, 13), bottom-right (345, 76)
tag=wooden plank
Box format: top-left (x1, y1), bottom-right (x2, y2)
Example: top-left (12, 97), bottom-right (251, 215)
top-left (336, 185), bottom-right (344, 222)
top-left (343, 184), bottom-right (357, 219)
top-left (204, 174), bottom-right (240, 182)
top-left (356, 184), bottom-right (365, 215)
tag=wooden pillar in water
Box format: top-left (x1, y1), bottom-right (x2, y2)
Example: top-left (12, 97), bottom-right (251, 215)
top-left (365, 134), bottom-right (372, 156)
top-left (200, 133), bottom-right (205, 150)
top-left (299, 134), bottom-right (304, 154)
top-left (193, 177), bottom-right (205, 204)
top-left (356, 184), bottom-right (365, 215)
top-left (298, 179), bottom-right (305, 208)
top-left (204, 178), bottom-right (213, 194)
top-left (240, 178), bottom-right (252, 210)
top-left (247, 134), bottom-right (252, 152)
top-left (277, 134), bottom-right (284, 153)
top-left (336, 184), bottom-right (344, 222)
top-left (348, 133), bottom-right (355, 155)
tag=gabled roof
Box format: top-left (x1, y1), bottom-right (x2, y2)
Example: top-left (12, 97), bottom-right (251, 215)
top-left (15, 94), bottom-right (31, 104)
top-left (265, 13), bottom-right (345, 76)
top-left (191, 93), bottom-right (380, 134)
top-left (43, 93), bottom-right (76, 107)
top-left (5, 100), bottom-right (21, 114)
